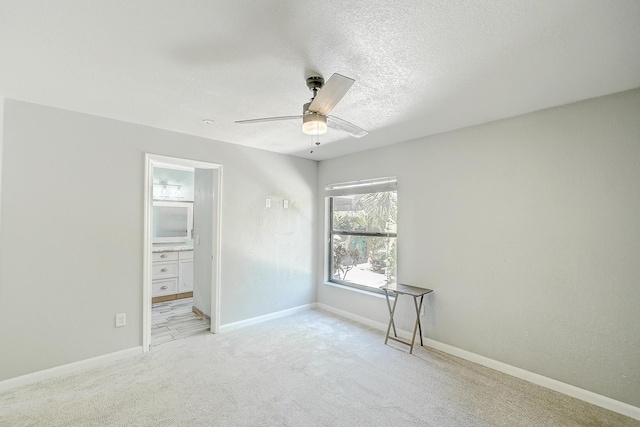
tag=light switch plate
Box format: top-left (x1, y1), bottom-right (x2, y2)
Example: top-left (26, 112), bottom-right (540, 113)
top-left (283, 199), bottom-right (289, 209)
top-left (265, 198), bottom-right (271, 208)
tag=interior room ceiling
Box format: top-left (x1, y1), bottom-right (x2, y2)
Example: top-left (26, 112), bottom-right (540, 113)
top-left (1, 1), bottom-right (639, 161)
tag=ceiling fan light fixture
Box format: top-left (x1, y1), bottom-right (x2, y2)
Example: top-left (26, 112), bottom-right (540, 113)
top-left (302, 113), bottom-right (327, 135)
top-left (235, 73), bottom-right (367, 138)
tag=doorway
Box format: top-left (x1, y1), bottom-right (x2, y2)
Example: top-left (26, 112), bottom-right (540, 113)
top-left (143, 154), bottom-right (222, 352)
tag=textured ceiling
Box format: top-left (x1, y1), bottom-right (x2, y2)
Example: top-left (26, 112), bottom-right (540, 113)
top-left (1, 1), bottom-right (639, 160)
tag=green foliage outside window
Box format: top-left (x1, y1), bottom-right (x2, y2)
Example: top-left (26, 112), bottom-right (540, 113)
top-left (331, 190), bottom-right (397, 287)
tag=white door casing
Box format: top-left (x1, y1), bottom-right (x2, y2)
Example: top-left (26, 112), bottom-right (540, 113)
top-left (143, 154), bottom-right (222, 352)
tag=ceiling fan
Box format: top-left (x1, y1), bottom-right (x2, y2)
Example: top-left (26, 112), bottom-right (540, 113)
top-left (235, 73), bottom-right (368, 140)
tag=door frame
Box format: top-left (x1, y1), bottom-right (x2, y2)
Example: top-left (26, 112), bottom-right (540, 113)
top-left (143, 153), bottom-right (223, 352)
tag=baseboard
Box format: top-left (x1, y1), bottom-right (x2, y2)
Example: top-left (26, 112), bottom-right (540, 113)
top-left (219, 303), bottom-right (317, 332)
top-left (0, 304), bottom-right (317, 392)
top-left (192, 305), bottom-right (211, 321)
top-left (317, 303), bottom-right (389, 331)
top-left (316, 303), bottom-right (640, 421)
top-left (152, 291), bottom-right (193, 304)
top-left (0, 346), bottom-right (143, 393)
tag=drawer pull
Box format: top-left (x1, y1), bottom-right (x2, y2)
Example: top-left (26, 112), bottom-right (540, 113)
top-left (161, 254), bottom-right (167, 258)
top-left (161, 286), bottom-right (168, 290)
top-left (161, 268), bottom-right (168, 272)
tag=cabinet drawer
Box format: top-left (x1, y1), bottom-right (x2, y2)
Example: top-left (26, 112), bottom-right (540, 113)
top-left (179, 250), bottom-right (193, 260)
top-left (152, 252), bottom-right (179, 262)
top-left (152, 277), bottom-right (178, 297)
top-left (152, 261), bottom-right (179, 278)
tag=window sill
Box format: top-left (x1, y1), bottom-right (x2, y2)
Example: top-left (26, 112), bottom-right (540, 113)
top-left (322, 281), bottom-right (393, 300)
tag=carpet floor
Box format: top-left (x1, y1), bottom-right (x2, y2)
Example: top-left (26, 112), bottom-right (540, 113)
top-left (0, 309), bottom-right (637, 426)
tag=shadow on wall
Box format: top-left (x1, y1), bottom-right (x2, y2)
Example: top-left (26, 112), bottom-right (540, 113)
top-left (214, 146), bottom-right (317, 326)
top-left (221, 246), bottom-right (315, 325)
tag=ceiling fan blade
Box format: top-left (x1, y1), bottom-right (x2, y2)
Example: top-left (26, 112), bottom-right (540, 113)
top-left (327, 115), bottom-right (368, 138)
top-left (308, 73), bottom-right (355, 115)
top-left (235, 115), bottom-right (302, 124)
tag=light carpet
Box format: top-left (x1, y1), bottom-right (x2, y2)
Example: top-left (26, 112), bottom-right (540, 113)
top-left (0, 309), bottom-right (637, 426)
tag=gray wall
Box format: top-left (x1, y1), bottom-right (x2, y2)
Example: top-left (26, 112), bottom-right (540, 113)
top-left (0, 99), bottom-right (317, 381)
top-left (192, 168), bottom-right (215, 316)
top-left (0, 98), bottom-right (3, 234)
top-left (317, 88), bottom-right (640, 407)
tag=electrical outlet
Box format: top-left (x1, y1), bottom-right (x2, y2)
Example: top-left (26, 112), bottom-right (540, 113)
top-left (115, 313), bottom-right (126, 328)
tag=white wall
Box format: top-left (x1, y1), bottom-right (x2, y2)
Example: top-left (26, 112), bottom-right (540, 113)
top-left (317, 88), bottom-right (640, 407)
top-left (0, 100), bottom-right (317, 381)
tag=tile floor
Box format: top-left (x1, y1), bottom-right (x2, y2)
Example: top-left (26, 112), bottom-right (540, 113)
top-left (151, 297), bottom-right (210, 347)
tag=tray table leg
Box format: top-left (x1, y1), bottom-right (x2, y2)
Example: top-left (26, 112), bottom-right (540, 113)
top-left (384, 290), bottom-right (399, 344)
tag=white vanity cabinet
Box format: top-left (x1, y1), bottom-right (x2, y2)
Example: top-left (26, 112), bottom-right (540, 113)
top-left (178, 251), bottom-right (194, 293)
top-left (152, 249), bottom-right (193, 300)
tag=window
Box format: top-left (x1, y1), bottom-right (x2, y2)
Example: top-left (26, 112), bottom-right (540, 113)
top-left (326, 178), bottom-right (397, 292)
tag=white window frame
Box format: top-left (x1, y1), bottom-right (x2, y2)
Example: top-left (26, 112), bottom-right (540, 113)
top-left (325, 177), bottom-right (397, 293)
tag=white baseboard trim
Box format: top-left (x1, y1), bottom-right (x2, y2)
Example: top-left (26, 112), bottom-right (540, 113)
top-left (219, 303), bottom-right (317, 332)
top-left (317, 302), bottom-right (389, 330)
top-left (316, 303), bottom-right (640, 421)
top-left (0, 346), bottom-right (143, 394)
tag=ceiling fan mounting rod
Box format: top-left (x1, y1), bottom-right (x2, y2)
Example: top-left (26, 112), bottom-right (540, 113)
top-left (306, 76), bottom-right (324, 104)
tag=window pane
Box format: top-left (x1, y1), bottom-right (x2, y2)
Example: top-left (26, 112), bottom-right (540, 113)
top-left (332, 191), bottom-right (397, 234)
top-left (331, 235), bottom-right (397, 290)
